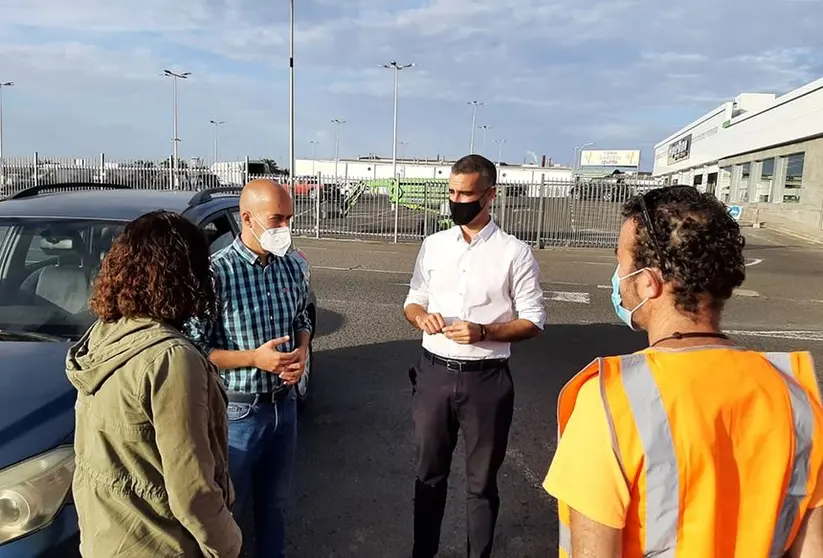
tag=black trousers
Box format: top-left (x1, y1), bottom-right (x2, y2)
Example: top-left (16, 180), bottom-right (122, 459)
top-left (409, 351), bottom-right (515, 558)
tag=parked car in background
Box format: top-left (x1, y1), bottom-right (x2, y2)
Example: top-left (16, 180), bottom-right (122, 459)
top-left (0, 183), bottom-right (318, 557)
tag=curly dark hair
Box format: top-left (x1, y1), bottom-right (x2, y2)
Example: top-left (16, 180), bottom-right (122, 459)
top-left (622, 185), bottom-right (746, 314)
top-left (89, 210), bottom-right (216, 329)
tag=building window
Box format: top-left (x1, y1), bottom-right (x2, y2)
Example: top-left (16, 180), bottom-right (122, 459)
top-left (783, 152), bottom-right (804, 203)
top-left (757, 158), bottom-right (774, 203)
top-left (738, 162), bottom-right (750, 202)
top-left (718, 167), bottom-right (731, 202)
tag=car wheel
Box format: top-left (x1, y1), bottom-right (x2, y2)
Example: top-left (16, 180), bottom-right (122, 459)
top-left (297, 341), bottom-right (312, 411)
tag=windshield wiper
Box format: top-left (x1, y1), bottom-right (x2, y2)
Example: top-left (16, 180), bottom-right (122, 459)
top-left (0, 329), bottom-right (68, 342)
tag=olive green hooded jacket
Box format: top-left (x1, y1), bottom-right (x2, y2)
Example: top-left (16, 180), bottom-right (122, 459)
top-left (66, 317), bottom-right (242, 557)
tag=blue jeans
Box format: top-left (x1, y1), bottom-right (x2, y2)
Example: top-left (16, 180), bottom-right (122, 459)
top-left (227, 389), bottom-right (298, 558)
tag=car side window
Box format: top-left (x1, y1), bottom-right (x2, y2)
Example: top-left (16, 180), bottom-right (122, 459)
top-left (201, 212), bottom-right (236, 255)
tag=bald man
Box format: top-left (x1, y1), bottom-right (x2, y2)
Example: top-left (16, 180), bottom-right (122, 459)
top-left (188, 179), bottom-right (312, 558)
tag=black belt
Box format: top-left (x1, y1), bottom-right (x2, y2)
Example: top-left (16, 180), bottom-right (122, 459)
top-left (227, 387), bottom-right (291, 405)
top-left (422, 349), bottom-right (508, 372)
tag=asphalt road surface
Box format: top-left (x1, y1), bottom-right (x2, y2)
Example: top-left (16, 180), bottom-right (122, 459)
top-left (284, 227), bottom-right (823, 558)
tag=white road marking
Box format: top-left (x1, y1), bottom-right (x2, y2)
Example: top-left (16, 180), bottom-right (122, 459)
top-left (597, 284), bottom-right (611, 289)
top-left (733, 289), bottom-right (760, 297)
top-left (745, 258), bottom-right (764, 266)
top-left (313, 265), bottom-right (411, 275)
top-left (727, 330), bottom-right (823, 342)
top-left (543, 291), bottom-right (590, 304)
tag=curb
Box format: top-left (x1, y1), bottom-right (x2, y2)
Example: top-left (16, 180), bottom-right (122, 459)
top-left (762, 224), bottom-right (823, 245)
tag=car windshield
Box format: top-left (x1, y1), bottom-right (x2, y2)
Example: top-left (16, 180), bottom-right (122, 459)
top-left (0, 218), bottom-right (125, 340)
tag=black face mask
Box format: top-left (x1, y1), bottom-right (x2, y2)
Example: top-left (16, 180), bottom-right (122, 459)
top-left (449, 191), bottom-right (489, 226)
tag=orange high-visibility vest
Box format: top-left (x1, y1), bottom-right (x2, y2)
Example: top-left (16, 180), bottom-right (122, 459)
top-left (556, 348), bottom-right (823, 558)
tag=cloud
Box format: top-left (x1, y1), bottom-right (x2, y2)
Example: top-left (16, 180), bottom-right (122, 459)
top-left (0, 0), bottom-right (820, 169)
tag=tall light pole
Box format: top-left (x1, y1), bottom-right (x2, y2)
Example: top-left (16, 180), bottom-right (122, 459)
top-left (288, 0), bottom-right (295, 199)
top-left (309, 140), bottom-right (319, 174)
top-left (0, 81), bottom-right (11, 188)
top-left (495, 139), bottom-right (506, 166)
top-left (479, 125), bottom-right (490, 155)
top-left (399, 141), bottom-right (409, 160)
top-left (467, 100), bottom-right (484, 153)
top-left (572, 142), bottom-right (593, 170)
top-left (209, 120), bottom-right (225, 162)
top-left (331, 119), bottom-right (345, 182)
top-left (0, 81), bottom-right (13, 159)
top-left (163, 69), bottom-right (190, 186)
top-left (382, 61), bottom-right (415, 243)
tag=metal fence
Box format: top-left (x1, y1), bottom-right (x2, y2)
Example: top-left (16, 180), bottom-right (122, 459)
top-left (0, 154), bottom-right (661, 248)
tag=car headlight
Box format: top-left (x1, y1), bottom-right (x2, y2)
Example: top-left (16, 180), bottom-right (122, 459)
top-left (0, 445), bottom-right (75, 545)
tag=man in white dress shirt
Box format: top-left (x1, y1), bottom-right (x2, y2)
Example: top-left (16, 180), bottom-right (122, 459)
top-left (403, 154), bottom-right (546, 558)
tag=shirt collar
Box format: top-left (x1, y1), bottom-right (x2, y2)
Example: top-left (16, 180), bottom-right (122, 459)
top-left (454, 216), bottom-right (498, 244)
top-left (232, 236), bottom-right (268, 266)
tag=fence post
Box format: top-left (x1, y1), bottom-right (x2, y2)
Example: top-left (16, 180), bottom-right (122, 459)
top-left (244, 155), bottom-right (250, 185)
top-left (535, 177), bottom-right (546, 249)
top-left (99, 153), bottom-right (105, 183)
top-left (34, 151), bottom-right (39, 188)
top-left (393, 173), bottom-right (400, 244)
top-left (499, 183), bottom-right (508, 229)
top-left (315, 172), bottom-right (321, 239)
top-left (423, 180), bottom-right (429, 238)
top-left (166, 155), bottom-right (172, 190)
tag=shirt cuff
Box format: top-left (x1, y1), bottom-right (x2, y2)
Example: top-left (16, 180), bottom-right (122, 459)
top-left (517, 309), bottom-right (547, 330)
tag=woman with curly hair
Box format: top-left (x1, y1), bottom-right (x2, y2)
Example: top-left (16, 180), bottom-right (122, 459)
top-left (65, 210), bottom-right (242, 557)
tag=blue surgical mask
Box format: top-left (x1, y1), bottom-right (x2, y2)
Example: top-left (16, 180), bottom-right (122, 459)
top-left (611, 265), bottom-right (650, 331)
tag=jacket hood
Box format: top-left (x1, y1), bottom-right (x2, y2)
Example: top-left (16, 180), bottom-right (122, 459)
top-left (66, 317), bottom-right (186, 396)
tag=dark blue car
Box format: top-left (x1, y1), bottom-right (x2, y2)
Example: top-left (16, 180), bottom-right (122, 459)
top-left (0, 184), bottom-right (317, 556)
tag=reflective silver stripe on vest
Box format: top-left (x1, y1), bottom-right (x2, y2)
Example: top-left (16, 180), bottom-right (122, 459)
top-left (766, 352), bottom-right (814, 557)
top-left (619, 353), bottom-right (679, 556)
top-left (559, 521), bottom-right (572, 556)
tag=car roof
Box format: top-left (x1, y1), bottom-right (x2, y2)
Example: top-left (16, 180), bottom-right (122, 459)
top-left (0, 187), bottom-right (239, 222)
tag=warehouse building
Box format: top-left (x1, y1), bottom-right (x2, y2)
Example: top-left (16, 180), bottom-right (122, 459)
top-left (652, 77), bottom-right (823, 232)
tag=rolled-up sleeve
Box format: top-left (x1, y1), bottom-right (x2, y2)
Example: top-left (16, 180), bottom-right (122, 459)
top-left (511, 244), bottom-right (546, 329)
top-left (404, 239), bottom-right (430, 309)
top-left (294, 284), bottom-right (313, 335)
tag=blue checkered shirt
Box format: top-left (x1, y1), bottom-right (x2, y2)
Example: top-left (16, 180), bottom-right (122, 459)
top-left (187, 237), bottom-right (312, 394)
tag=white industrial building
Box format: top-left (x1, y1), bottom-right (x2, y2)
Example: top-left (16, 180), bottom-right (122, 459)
top-left (293, 157), bottom-right (573, 183)
top-left (652, 77), bottom-right (823, 232)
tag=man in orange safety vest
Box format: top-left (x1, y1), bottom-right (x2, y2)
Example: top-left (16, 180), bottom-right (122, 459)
top-left (543, 185), bottom-right (823, 557)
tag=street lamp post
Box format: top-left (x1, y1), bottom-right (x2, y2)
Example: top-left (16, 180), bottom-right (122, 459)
top-left (572, 142), bottom-right (593, 171)
top-left (288, 0), bottom-right (295, 199)
top-left (479, 125), bottom-right (490, 155)
top-left (382, 61), bottom-right (415, 243)
top-left (0, 81), bottom-right (11, 190)
top-left (495, 139), bottom-right (506, 166)
top-left (309, 140), bottom-right (319, 174)
top-left (163, 69), bottom-right (190, 187)
top-left (0, 81), bottom-right (13, 160)
top-left (331, 119), bottom-right (345, 183)
top-left (467, 100), bottom-right (485, 153)
top-left (209, 120), bottom-right (225, 162)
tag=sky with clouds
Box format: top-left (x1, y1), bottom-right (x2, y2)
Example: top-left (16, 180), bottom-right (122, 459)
top-left (0, 0), bottom-right (821, 169)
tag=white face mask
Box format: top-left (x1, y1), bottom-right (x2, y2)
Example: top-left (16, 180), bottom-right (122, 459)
top-left (251, 215), bottom-right (291, 257)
